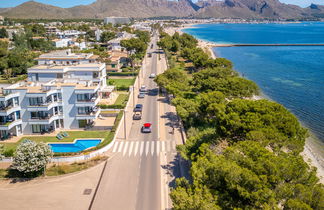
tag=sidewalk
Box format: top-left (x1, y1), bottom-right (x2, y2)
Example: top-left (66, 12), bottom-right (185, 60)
top-left (0, 161), bottom-right (106, 210)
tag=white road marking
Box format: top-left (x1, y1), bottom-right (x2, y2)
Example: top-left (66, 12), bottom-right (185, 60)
top-left (156, 141), bottom-right (160, 156)
top-left (134, 141), bottom-right (139, 156)
top-left (128, 142), bottom-right (134, 157)
top-left (118, 142), bottom-right (124, 153)
top-left (112, 141), bottom-right (119, 153)
top-left (123, 142), bottom-right (129, 156)
top-left (161, 141), bottom-right (165, 152)
top-left (145, 141), bottom-right (150, 156)
top-left (140, 141), bottom-right (144, 156)
top-left (151, 141), bottom-right (155, 156)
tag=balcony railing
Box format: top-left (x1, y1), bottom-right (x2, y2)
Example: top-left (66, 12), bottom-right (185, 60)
top-left (77, 96), bottom-right (98, 102)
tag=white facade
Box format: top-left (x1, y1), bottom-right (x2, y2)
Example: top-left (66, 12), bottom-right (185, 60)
top-left (0, 51), bottom-right (110, 139)
top-left (54, 38), bottom-right (72, 48)
top-left (104, 17), bottom-right (131, 25)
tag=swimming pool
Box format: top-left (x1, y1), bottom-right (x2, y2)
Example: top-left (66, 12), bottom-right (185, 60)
top-left (49, 139), bottom-right (102, 153)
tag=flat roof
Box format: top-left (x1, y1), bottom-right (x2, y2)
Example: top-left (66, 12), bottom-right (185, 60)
top-left (29, 63), bottom-right (104, 70)
top-left (37, 50), bottom-right (93, 60)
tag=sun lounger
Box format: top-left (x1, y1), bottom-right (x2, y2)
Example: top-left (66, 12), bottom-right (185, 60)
top-left (56, 134), bottom-right (64, 140)
top-left (62, 132), bottom-right (69, 137)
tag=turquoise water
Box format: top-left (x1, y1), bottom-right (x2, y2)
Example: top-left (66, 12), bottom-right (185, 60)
top-left (49, 139), bottom-right (101, 153)
top-left (183, 22), bottom-right (324, 44)
top-left (183, 23), bottom-right (324, 143)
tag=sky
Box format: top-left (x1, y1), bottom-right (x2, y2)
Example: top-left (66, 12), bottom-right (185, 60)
top-left (0, 0), bottom-right (323, 8)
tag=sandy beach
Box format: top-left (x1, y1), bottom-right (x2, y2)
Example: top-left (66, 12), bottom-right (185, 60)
top-left (166, 25), bottom-right (324, 183)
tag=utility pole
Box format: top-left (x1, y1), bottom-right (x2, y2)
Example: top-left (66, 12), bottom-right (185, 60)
top-left (123, 109), bottom-right (127, 139)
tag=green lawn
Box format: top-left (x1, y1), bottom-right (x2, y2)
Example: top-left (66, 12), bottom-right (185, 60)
top-left (108, 78), bottom-right (135, 89)
top-left (0, 131), bottom-right (109, 155)
top-left (114, 94), bottom-right (128, 106)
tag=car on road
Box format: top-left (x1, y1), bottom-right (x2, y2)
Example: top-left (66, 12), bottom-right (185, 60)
top-left (133, 112), bottom-right (142, 120)
top-left (134, 104), bottom-right (143, 112)
top-left (138, 92), bottom-right (145, 98)
top-left (149, 73), bottom-right (156, 78)
top-left (148, 53), bottom-right (152, 57)
top-left (140, 85), bottom-right (146, 92)
top-left (141, 123), bottom-right (152, 133)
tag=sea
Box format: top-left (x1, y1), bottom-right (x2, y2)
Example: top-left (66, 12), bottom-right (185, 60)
top-left (183, 22), bottom-right (324, 156)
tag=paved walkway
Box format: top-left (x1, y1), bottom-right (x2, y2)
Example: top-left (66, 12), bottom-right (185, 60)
top-left (0, 161), bottom-right (105, 210)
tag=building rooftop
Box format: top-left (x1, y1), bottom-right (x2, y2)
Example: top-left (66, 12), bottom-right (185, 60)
top-left (37, 50), bottom-right (94, 60)
top-left (29, 63), bottom-right (104, 71)
top-left (7, 79), bottom-right (100, 93)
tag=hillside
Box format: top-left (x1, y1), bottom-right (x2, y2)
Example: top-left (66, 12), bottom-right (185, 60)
top-left (0, 0), bottom-right (323, 19)
top-left (0, 1), bottom-right (73, 19)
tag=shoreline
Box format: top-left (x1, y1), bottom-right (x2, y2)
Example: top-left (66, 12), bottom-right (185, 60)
top-left (174, 24), bottom-right (324, 183)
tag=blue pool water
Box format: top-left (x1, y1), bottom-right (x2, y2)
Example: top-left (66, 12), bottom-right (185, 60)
top-left (183, 22), bottom-right (324, 145)
top-left (49, 139), bottom-right (102, 153)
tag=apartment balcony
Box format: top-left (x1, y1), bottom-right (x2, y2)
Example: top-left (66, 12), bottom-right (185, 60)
top-left (75, 96), bottom-right (100, 107)
top-left (0, 105), bottom-right (21, 116)
top-left (0, 92), bottom-right (20, 102)
top-left (28, 114), bottom-right (63, 125)
top-left (27, 100), bottom-right (63, 111)
top-left (75, 108), bottom-right (101, 120)
top-left (0, 119), bottom-right (22, 131)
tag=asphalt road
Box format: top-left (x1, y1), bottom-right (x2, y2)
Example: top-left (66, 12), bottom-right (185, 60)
top-left (90, 34), bottom-right (178, 210)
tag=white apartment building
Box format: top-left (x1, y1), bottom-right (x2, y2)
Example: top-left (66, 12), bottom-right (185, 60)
top-left (0, 50), bottom-right (111, 139)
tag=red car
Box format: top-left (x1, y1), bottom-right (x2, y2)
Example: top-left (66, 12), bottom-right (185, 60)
top-left (142, 123), bottom-right (152, 133)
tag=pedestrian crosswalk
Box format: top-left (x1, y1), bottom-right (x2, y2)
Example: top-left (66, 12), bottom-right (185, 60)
top-left (111, 140), bottom-right (176, 157)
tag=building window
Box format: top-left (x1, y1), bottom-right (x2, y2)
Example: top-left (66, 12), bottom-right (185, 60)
top-left (57, 73), bottom-right (63, 79)
top-left (77, 94), bottom-right (90, 102)
top-left (32, 125), bottom-right (43, 133)
top-left (78, 107), bottom-right (91, 114)
top-left (29, 97), bottom-right (43, 106)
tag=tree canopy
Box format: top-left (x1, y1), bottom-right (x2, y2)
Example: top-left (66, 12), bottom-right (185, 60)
top-left (100, 31), bottom-right (116, 43)
top-left (12, 140), bottom-right (53, 177)
top-left (155, 30), bottom-right (323, 209)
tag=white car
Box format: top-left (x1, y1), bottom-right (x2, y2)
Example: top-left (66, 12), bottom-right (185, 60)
top-left (149, 73), bottom-right (156, 78)
top-left (140, 85), bottom-right (146, 92)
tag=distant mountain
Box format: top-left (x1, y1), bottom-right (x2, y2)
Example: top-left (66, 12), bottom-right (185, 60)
top-left (0, 1), bottom-right (72, 19)
top-left (304, 4), bottom-right (324, 18)
top-left (0, 0), bottom-right (323, 19)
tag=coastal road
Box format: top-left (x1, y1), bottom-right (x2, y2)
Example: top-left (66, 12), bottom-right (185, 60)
top-left (90, 34), bottom-right (182, 210)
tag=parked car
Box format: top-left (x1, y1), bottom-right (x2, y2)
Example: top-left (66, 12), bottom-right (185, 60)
top-left (149, 73), bottom-right (156, 78)
top-left (140, 85), bottom-right (146, 92)
top-left (142, 123), bottom-right (152, 133)
top-left (148, 53), bottom-right (152, 57)
top-left (133, 112), bottom-right (142, 120)
top-left (138, 92), bottom-right (145, 98)
top-left (134, 104), bottom-right (143, 112)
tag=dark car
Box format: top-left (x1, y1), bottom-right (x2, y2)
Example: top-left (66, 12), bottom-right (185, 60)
top-left (142, 123), bottom-right (152, 133)
top-left (134, 104), bottom-right (143, 112)
top-left (133, 112), bottom-right (142, 120)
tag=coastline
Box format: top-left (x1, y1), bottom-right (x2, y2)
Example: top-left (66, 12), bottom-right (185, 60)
top-left (175, 24), bottom-right (324, 183)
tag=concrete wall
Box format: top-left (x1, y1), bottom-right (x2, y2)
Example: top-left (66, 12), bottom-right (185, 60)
top-left (61, 86), bottom-right (79, 129)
